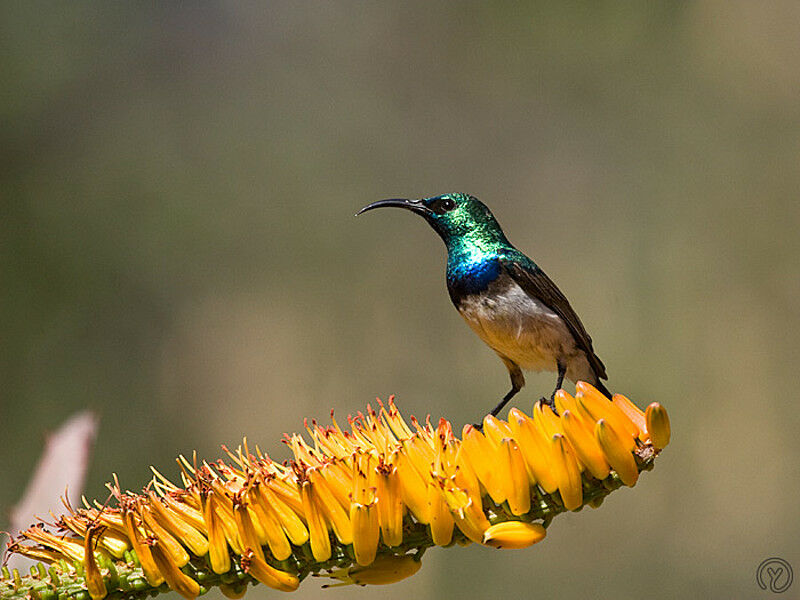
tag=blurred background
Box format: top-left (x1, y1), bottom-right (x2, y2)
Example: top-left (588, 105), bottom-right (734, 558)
top-left (2, 2), bottom-right (799, 598)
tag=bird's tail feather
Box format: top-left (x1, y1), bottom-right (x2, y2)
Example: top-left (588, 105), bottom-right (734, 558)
top-left (594, 380), bottom-right (613, 399)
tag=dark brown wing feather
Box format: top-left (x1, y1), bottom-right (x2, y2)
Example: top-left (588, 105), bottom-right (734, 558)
top-left (502, 259), bottom-right (607, 380)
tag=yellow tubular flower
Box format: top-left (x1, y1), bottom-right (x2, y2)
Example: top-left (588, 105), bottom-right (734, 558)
top-left (122, 506), bottom-right (164, 586)
top-left (507, 409), bottom-right (559, 494)
top-left (82, 528), bottom-right (107, 600)
top-left (308, 469), bottom-right (353, 545)
top-left (246, 489), bottom-right (292, 561)
top-left (319, 462), bottom-right (354, 509)
top-left (595, 419), bottom-right (639, 487)
top-left (147, 492), bottom-right (208, 558)
top-left (351, 454), bottom-right (380, 566)
top-left (460, 425), bottom-right (505, 504)
top-left (148, 541), bottom-right (200, 600)
top-left (611, 394), bottom-right (647, 438)
top-left (351, 502), bottom-right (380, 566)
top-left (452, 445), bottom-right (482, 509)
top-left (380, 398), bottom-right (414, 439)
top-left (576, 382), bottom-right (640, 441)
top-left (427, 481), bottom-right (455, 546)
top-left (401, 436), bottom-right (435, 485)
top-left (5, 547), bottom-right (61, 566)
top-left (561, 410), bottom-right (610, 480)
top-left (375, 462), bottom-right (404, 547)
top-left (96, 530), bottom-right (133, 559)
top-left (551, 434), bottom-right (583, 510)
top-left (245, 504), bottom-right (271, 547)
top-left (85, 507), bottom-right (125, 530)
top-left (500, 439), bottom-right (531, 516)
top-left (4, 389), bottom-right (670, 600)
top-left (18, 528), bottom-right (84, 563)
top-left (216, 506), bottom-right (245, 555)
top-left (435, 435), bottom-right (460, 482)
top-left (162, 494), bottom-right (207, 533)
top-left (481, 415), bottom-right (513, 445)
top-left (266, 479), bottom-right (304, 516)
top-left (646, 402), bottom-right (671, 449)
top-left (232, 497), bottom-right (265, 563)
top-left (393, 450), bottom-right (431, 523)
top-left (533, 401), bottom-right (563, 439)
top-left (240, 549), bottom-right (299, 592)
top-left (138, 505), bottom-right (190, 567)
top-left (440, 480), bottom-right (491, 544)
top-left (553, 389), bottom-right (579, 415)
top-left (301, 480), bottom-right (332, 562)
top-left (482, 521), bottom-right (546, 549)
top-left (62, 514), bottom-right (129, 559)
top-left (322, 554), bottom-right (422, 587)
top-left (201, 492), bottom-right (231, 575)
top-left (257, 484), bottom-right (309, 546)
top-left (244, 499), bottom-right (271, 544)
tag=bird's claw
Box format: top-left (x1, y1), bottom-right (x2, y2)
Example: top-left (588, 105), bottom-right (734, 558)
top-left (538, 396), bottom-right (559, 415)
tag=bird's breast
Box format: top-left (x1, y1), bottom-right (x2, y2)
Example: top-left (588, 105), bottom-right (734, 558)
top-left (454, 276), bottom-right (580, 373)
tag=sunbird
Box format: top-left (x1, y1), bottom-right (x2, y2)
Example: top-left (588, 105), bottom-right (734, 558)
top-left (358, 193), bottom-right (611, 417)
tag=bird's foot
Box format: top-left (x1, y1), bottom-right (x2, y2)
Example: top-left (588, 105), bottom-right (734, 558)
top-left (471, 421), bottom-right (484, 432)
top-left (538, 396), bottom-right (559, 415)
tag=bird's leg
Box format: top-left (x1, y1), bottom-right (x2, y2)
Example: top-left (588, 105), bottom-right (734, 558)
top-left (552, 361), bottom-right (567, 400)
top-left (475, 386), bottom-right (521, 430)
top-left (489, 386), bottom-right (520, 418)
top-left (541, 361), bottom-right (567, 413)
top-left (487, 360), bottom-right (525, 419)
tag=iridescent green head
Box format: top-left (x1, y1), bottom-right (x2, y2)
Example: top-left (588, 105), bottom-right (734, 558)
top-left (357, 193), bottom-right (510, 249)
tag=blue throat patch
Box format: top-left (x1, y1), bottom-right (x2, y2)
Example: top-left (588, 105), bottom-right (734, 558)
top-left (446, 256), bottom-right (503, 301)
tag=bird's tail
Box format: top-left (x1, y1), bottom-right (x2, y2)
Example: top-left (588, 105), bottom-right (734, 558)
top-left (594, 379), bottom-right (613, 400)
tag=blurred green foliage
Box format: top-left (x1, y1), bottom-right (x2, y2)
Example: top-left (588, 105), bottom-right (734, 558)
top-left (2, 2), bottom-right (799, 599)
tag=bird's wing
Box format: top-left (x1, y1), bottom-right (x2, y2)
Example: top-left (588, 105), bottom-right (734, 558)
top-left (501, 257), bottom-right (608, 380)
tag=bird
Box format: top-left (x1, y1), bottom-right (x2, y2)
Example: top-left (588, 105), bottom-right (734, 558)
top-left (357, 192), bottom-right (611, 418)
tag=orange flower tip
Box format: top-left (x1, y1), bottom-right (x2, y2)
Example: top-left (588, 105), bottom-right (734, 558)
top-left (574, 381), bottom-right (598, 395)
top-left (611, 394), bottom-right (647, 437)
top-left (553, 389), bottom-right (575, 411)
top-left (507, 407), bottom-right (525, 421)
top-left (320, 554), bottom-right (422, 587)
top-left (482, 415), bottom-right (513, 445)
top-left (553, 389), bottom-right (574, 414)
top-left (482, 521), bottom-right (546, 549)
top-left (645, 403), bottom-right (671, 449)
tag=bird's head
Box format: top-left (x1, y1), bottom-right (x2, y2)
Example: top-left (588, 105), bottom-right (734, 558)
top-left (357, 193), bottom-right (508, 247)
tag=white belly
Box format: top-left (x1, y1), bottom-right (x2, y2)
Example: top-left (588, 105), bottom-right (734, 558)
top-left (457, 281), bottom-right (594, 381)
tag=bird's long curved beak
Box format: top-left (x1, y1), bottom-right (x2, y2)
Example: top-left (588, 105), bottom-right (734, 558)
top-left (356, 198), bottom-right (430, 217)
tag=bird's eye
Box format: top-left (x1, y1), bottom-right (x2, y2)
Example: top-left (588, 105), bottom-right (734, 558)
top-left (435, 198), bottom-right (456, 213)
top-left (427, 196), bottom-right (457, 214)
